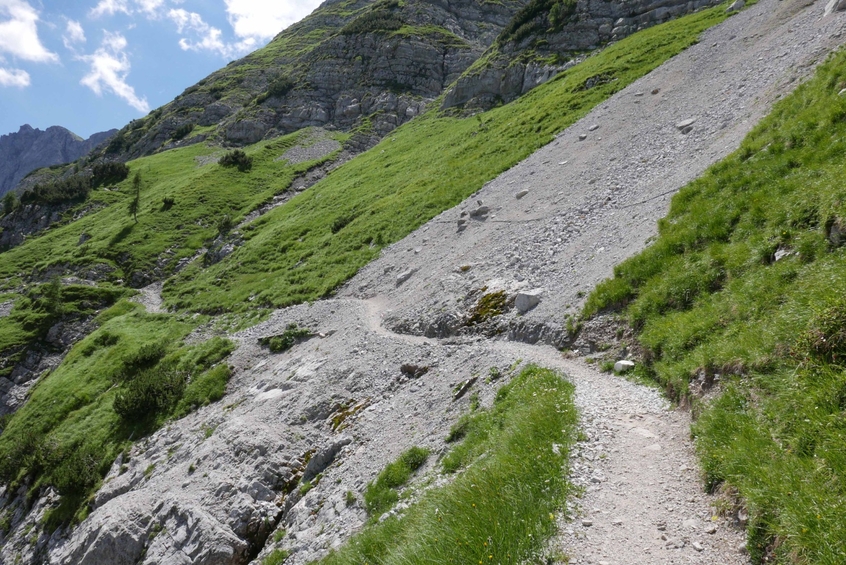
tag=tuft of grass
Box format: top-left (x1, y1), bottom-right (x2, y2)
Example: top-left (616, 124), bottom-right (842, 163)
top-left (363, 446), bottom-right (430, 516)
top-left (263, 549), bottom-right (291, 565)
top-left (319, 366), bottom-right (576, 565)
top-left (581, 47), bottom-right (846, 562)
top-left (258, 324), bottom-right (311, 353)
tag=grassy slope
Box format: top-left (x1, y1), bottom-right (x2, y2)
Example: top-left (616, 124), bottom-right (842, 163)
top-left (165, 4), bottom-right (729, 312)
top-left (313, 366), bottom-right (576, 565)
top-left (0, 130), bottom-right (341, 288)
top-left (583, 49), bottom-right (846, 563)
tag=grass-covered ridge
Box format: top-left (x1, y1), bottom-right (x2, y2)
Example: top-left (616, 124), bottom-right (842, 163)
top-left (166, 4), bottom-right (729, 312)
top-left (313, 365), bottom-right (576, 565)
top-left (0, 129), bottom-right (342, 288)
top-left (0, 302), bottom-right (234, 526)
top-left (583, 48), bottom-right (846, 563)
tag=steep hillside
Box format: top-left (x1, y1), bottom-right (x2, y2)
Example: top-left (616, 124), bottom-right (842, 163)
top-left (0, 0), bottom-right (844, 563)
top-left (0, 125), bottom-right (115, 197)
top-left (583, 39), bottom-right (846, 563)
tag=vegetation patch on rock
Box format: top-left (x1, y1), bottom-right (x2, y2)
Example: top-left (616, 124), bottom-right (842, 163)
top-left (318, 365), bottom-right (576, 565)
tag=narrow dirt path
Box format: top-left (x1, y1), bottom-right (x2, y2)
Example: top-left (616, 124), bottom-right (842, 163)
top-left (364, 299), bottom-right (748, 563)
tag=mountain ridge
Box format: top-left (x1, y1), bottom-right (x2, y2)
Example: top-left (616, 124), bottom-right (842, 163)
top-left (0, 125), bottom-right (116, 197)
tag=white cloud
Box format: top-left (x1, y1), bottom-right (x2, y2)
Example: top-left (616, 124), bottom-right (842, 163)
top-left (168, 8), bottom-right (252, 58)
top-left (80, 31), bottom-right (149, 112)
top-left (224, 0), bottom-right (321, 41)
top-left (0, 66), bottom-right (29, 87)
top-left (0, 0), bottom-right (58, 63)
top-left (89, 0), bottom-right (131, 18)
top-left (135, 0), bottom-right (164, 15)
top-left (63, 19), bottom-right (86, 49)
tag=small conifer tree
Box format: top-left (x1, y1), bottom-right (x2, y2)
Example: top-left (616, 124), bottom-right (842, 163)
top-left (128, 172), bottom-right (141, 223)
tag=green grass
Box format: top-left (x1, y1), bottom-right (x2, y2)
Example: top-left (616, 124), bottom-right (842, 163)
top-left (263, 548), bottom-right (291, 565)
top-left (582, 48), bottom-right (846, 563)
top-left (318, 366), bottom-right (576, 565)
top-left (165, 4), bottom-right (729, 312)
top-left (0, 282), bottom-right (125, 379)
top-left (0, 303), bottom-right (235, 526)
top-left (363, 446), bottom-right (429, 516)
top-left (0, 130), bottom-right (339, 290)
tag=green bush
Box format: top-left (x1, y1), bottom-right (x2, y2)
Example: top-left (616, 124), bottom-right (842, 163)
top-left (91, 162), bottom-right (130, 187)
top-left (118, 341), bottom-right (167, 379)
top-left (341, 1), bottom-right (403, 35)
top-left (219, 150), bottom-right (253, 172)
top-left (3, 191), bottom-right (18, 215)
top-left (21, 174), bottom-right (91, 205)
top-left (113, 361), bottom-right (188, 422)
top-left (267, 76), bottom-right (295, 98)
top-left (363, 446), bottom-right (429, 516)
top-left (258, 324), bottom-right (310, 353)
top-left (171, 123), bottom-right (195, 141)
top-left (45, 443), bottom-right (104, 496)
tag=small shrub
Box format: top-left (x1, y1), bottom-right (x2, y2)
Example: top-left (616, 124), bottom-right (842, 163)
top-left (345, 490), bottom-right (356, 506)
top-left (341, 0), bottom-right (404, 35)
top-left (259, 324), bottom-right (311, 353)
top-left (113, 361), bottom-right (188, 422)
top-left (45, 443), bottom-right (103, 496)
top-left (161, 197), bottom-right (175, 211)
top-left (219, 150), bottom-right (253, 172)
top-left (91, 162), bottom-right (130, 187)
top-left (171, 123), bottom-right (194, 141)
top-left (267, 75), bottom-right (295, 98)
top-left (22, 175), bottom-right (91, 205)
top-left (3, 191), bottom-right (18, 215)
top-left (263, 549), bottom-right (291, 565)
top-left (118, 342), bottom-right (167, 380)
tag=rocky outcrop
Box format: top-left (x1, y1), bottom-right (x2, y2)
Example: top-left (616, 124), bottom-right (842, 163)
top-left (443, 0), bottom-right (720, 110)
top-left (0, 125), bottom-right (116, 196)
top-left (96, 0), bottom-right (529, 160)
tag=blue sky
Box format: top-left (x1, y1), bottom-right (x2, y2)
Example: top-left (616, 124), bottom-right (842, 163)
top-left (0, 0), bottom-right (323, 139)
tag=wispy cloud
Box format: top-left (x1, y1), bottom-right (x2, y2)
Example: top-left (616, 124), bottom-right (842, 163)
top-left (224, 0), bottom-right (321, 41)
top-left (63, 19), bottom-right (86, 50)
top-left (0, 0), bottom-right (58, 63)
top-left (0, 66), bottom-right (29, 87)
top-left (168, 8), bottom-right (252, 58)
top-left (80, 31), bottom-right (149, 112)
top-left (89, 0), bottom-right (131, 18)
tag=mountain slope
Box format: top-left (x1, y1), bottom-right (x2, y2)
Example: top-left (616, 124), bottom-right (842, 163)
top-left (2, 0), bottom-right (845, 563)
top-left (0, 125), bottom-right (115, 197)
top-left (0, 0), bottom-right (843, 563)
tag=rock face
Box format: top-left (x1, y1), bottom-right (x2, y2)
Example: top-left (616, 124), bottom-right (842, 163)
top-left (100, 0), bottom-right (528, 160)
top-left (0, 125), bottom-right (116, 196)
top-left (442, 0), bottom-right (721, 110)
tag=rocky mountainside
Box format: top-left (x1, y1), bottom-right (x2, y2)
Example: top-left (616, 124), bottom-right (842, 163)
top-left (2, 0), bottom-right (845, 564)
top-left (0, 125), bottom-right (116, 197)
top-left (89, 0), bottom-right (724, 162)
